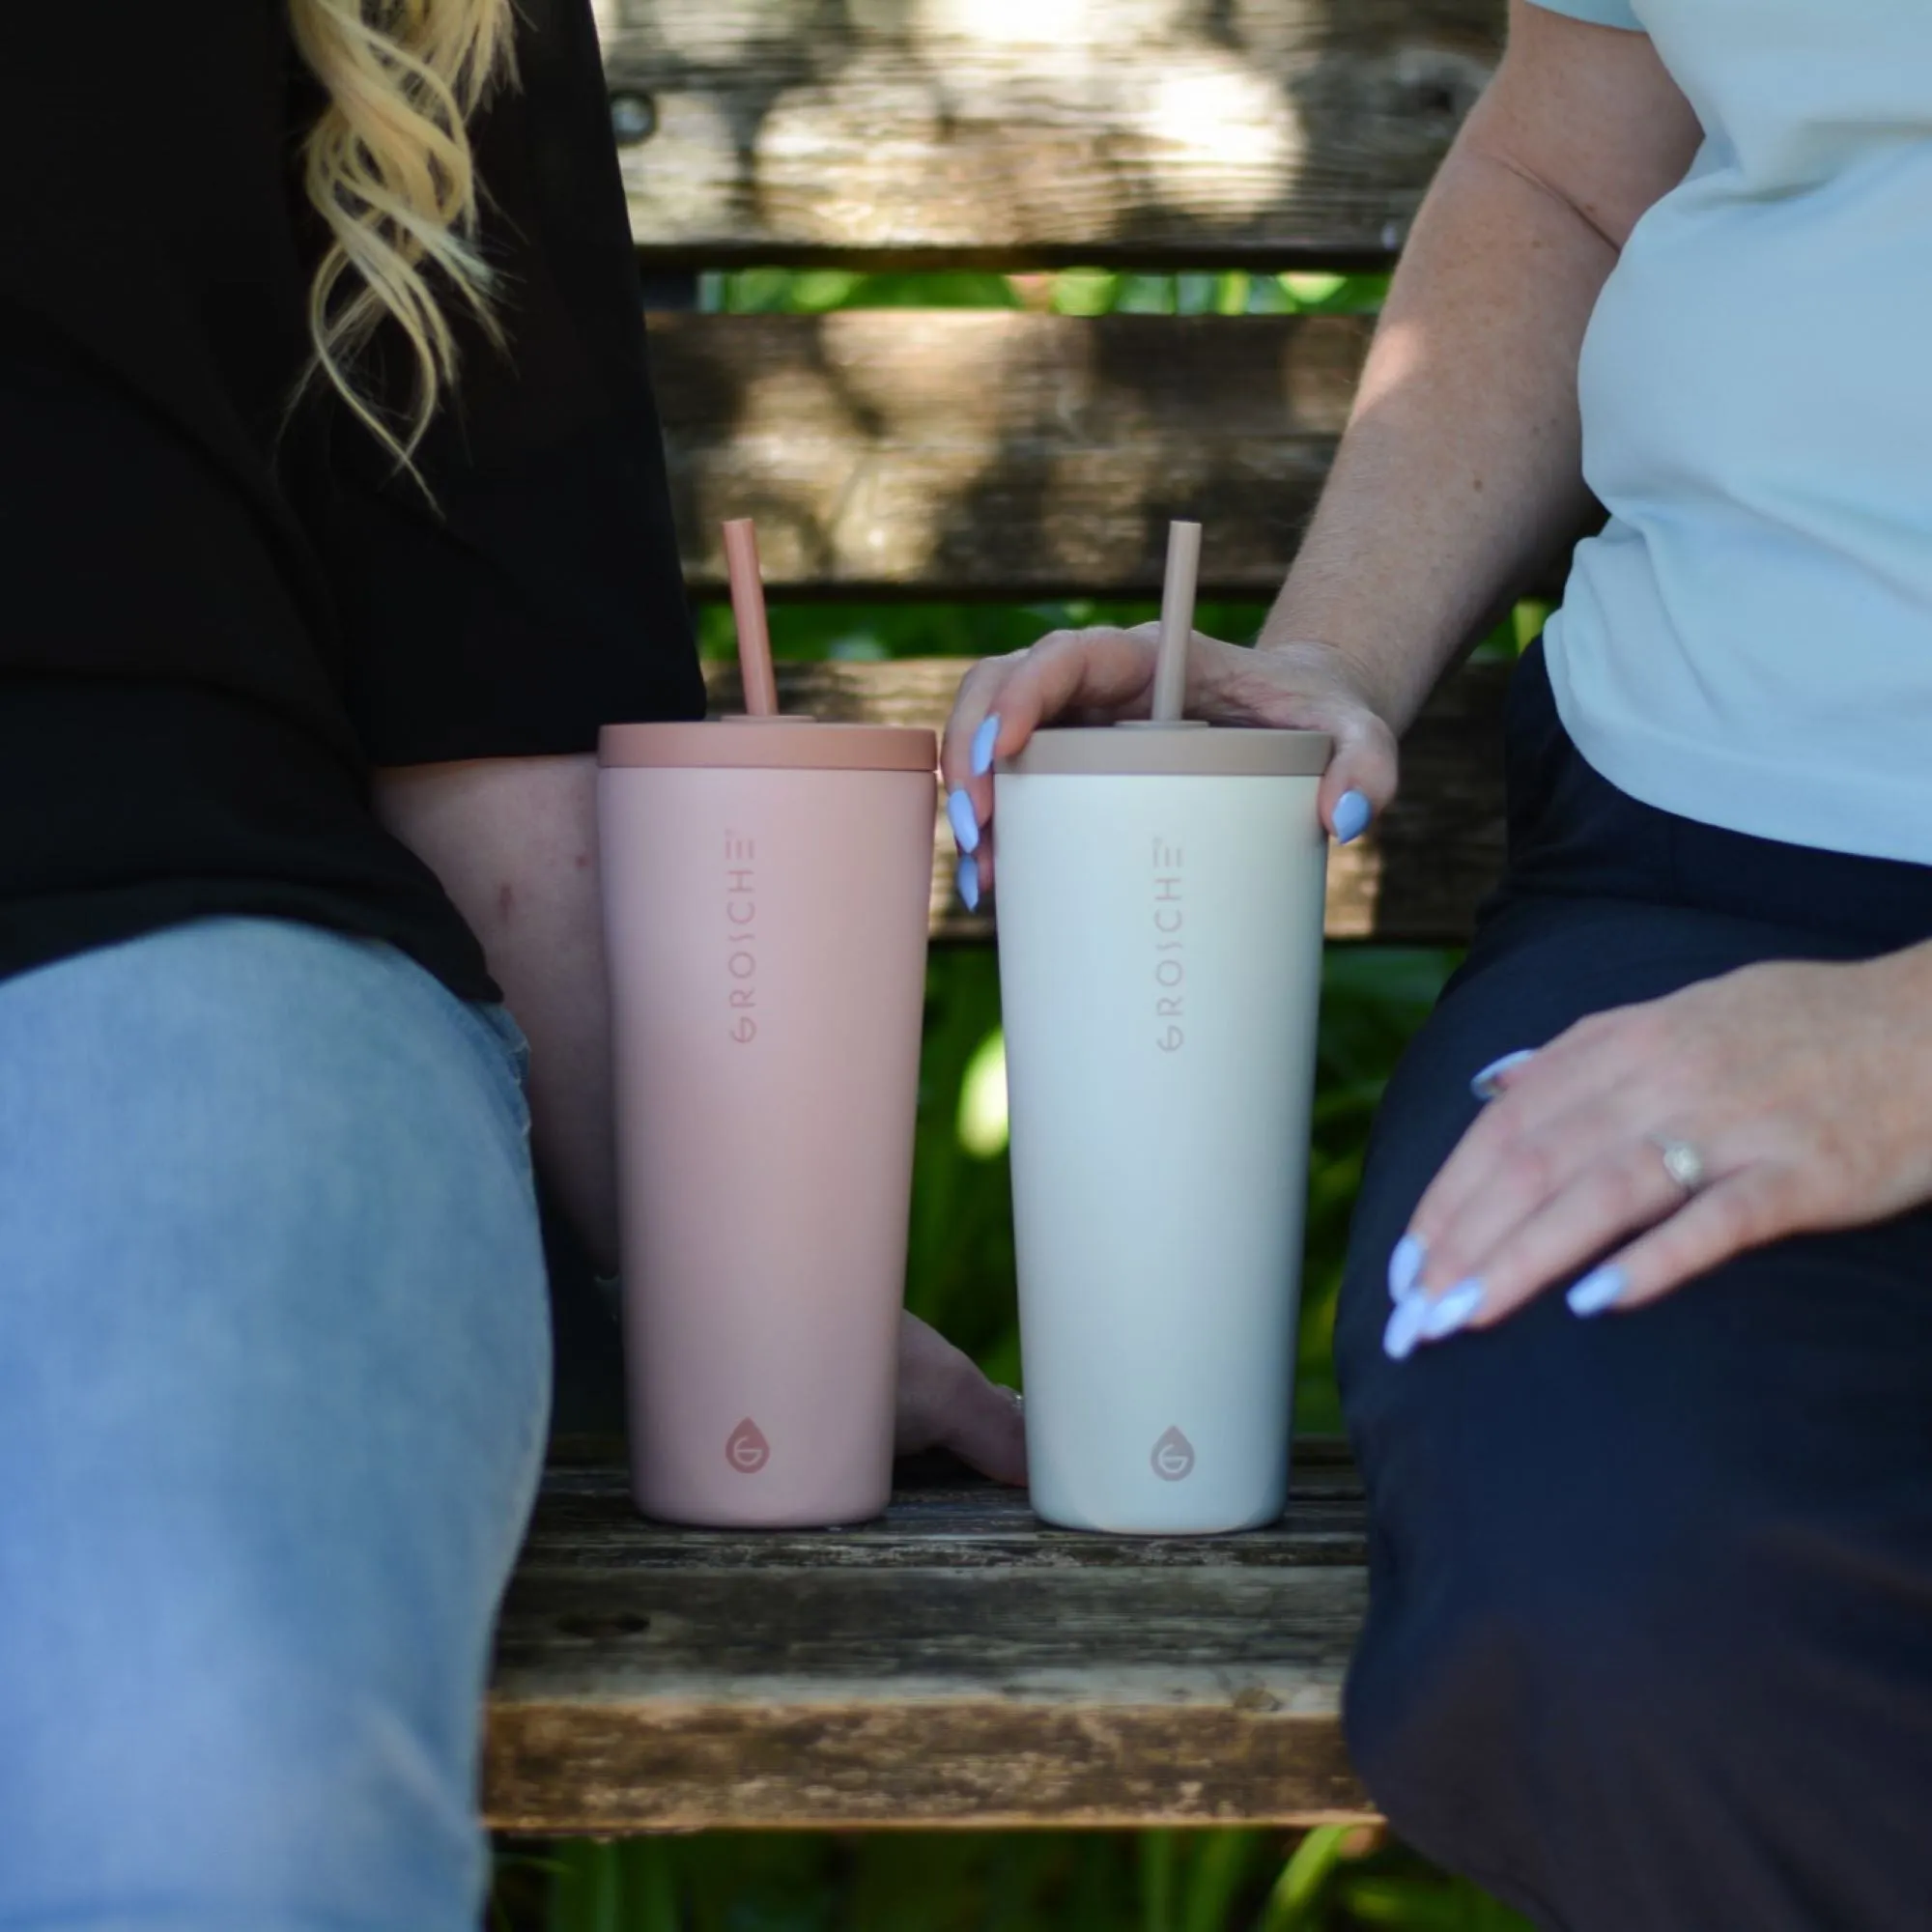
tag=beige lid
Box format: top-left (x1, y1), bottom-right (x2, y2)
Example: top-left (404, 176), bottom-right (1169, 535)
top-left (600, 719), bottom-right (938, 773)
top-left (998, 725), bottom-right (1330, 777)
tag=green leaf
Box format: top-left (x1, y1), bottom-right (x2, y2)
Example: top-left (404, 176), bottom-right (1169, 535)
top-left (1255, 1825), bottom-right (1349, 1931)
top-left (1180, 1830), bottom-right (1266, 1932)
top-left (1054, 269), bottom-right (1122, 315)
top-left (546, 1840), bottom-right (622, 1932)
top-left (1214, 271), bottom-right (1253, 317)
top-left (626, 1841), bottom-right (682, 1932)
top-left (1141, 1830), bottom-right (1179, 1932)
top-left (1335, 1875), bottom-right (1468, 1929)
top-left (1119, 273), bottom-right (1180, 314)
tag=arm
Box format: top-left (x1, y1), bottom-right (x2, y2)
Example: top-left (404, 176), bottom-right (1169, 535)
top-left (373, 755), bottom-right (1030, 1483)
top-left (373, 754), bottom-right (616, 1266)
top-left (941, 2), bottom-right (1703, 855)
top-left (1261, 0), bottom-right (1703, 729)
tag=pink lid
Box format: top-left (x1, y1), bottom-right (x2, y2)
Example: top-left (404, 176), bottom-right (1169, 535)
top-left (600, 719), bottom-right (937, 773)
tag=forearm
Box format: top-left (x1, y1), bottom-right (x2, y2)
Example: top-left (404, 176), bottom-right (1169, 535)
top-left (1264, 143), bottom-right (1613, 728)
top-left (374, 754), bottom-right (621, 1271)
top-left (1264, 4), bottom-right (1701, 732)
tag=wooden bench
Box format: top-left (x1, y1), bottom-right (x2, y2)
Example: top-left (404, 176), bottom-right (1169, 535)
top-left (486, 0), bottom-right (1509, 1834)
top-left (489, 1438), bottom-right (1371, 1832)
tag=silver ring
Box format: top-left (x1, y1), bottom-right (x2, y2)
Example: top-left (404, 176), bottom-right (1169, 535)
top-left (1646, 1134), bottom-right (1707, 1194)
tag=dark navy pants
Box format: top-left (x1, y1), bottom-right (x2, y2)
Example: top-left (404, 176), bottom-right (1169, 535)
top-left (1336, 643), bottom-right (1932, 1930)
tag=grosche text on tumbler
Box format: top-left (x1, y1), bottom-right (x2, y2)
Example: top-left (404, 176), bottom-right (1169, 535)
top-left (995, 522), bottom-right (1331, 1533)
top-left (599, 520), bottom-right (937, 1527)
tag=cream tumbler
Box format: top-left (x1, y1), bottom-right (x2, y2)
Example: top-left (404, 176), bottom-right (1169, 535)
top-left (599, 719), bottom-right (937, 1527)
top-left (995, 725), bottom-right (1332, 1533)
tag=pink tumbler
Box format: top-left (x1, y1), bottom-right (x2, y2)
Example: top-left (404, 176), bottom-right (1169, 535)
top-left (598, 524), bottom-right (936, 1527)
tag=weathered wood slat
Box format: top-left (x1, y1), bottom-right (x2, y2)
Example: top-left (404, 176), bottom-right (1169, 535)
top-left (700, 656), bottom-right (1507, 944)
top-left (514, 1438), bottom-right (1368, 1571)
top-left (486, 1455), bottom-right (1375, 1833)
top-left (651, 311), bottom-right (1369, 599)
top-left (598, 0), bottom-right (1502, 266)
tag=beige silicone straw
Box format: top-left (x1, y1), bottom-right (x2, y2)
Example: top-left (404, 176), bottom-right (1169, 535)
top-left (1151, 520), bottom-right (1202, 724)
top-left (722, 519), bottom-right (780, 718)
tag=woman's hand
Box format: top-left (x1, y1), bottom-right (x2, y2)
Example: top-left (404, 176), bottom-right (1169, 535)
top-left (1386, 949), bottom-right (1932, 1354)
top-left (895, 1311), bottom-right (1028, 1484)
top-left (939, 627), bottom-right (1400, 904)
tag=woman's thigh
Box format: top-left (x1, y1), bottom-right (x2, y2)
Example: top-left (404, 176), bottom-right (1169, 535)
top-left (1334, 896), bottom-right (1932, 1931)
top-left (0, 918), bottom-right (551, 1932)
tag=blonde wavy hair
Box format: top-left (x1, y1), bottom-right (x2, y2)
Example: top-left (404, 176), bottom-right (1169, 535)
top-left (288, 0), bottom-right (519, 478)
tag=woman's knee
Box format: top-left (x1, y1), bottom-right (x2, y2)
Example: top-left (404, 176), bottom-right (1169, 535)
top-left (0, 919), bottom-right (551, 1505)
top-left (0, 1520), bottom-right (493, 1928)
top-left (0, 1342), bottom-right (524, 1928)
top-left (0, 920), bottom-right (548, 1926)
top-left (1340, 1281), bottom-right (1798, 1866)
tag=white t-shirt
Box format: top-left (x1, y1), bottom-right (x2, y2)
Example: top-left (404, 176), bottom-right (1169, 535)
top-left (1530, 0), bottom-right (1932, 862)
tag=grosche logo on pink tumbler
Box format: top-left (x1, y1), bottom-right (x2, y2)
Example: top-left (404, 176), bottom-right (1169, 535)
top-left (725, 1417), bottom-right (771, 1473)
top-left (1151, 1426), bottom-right (1195, 1482)
top-left (1152, 840), bottom-right (1184, 1053)
top-left (724, 831), bottom-right (757, 1044)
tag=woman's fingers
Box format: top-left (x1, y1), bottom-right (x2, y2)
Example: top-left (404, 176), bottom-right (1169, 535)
top-left (956, 820), bottom-right (997, 907)
top-left (1389, 1128), bottom-right (1813, 1355)
top-left (939, 629), bottom-right (1162, 888)
top-left (1574, 1167), bottom-right (1798, 1318)
top-left (940, 628), bottom-right (1158, 787)
top-left (893, 1310), bottom-right (1027, 1485)
top-left (940, 626), bottom-right (1405, 908)
top-left (1432, 1132), bottom-right (1719, 1343)
top-left (1413, 1078), bottom-right (1651, 1288)
top-left (1318, 708), bottom-right (1400, 841)
top-left (1230, 641), bottom-right (1401, 839)
top-left (939, 652), bottom-right (1024, 887)
top-left (1409, 1096), bottom-right (1629, 1293)
top-left (939, 651), bottom-right (1027, 797)
top-left (1384, 1003), bottom-right (1698, 1352)
top-left (1385, 1122), bottom-right (1724, 1359)
top-left (1379, 955), bottom-right (1931, 1353)
top-left (934, 1372), bottom-right (1029, 1486)
top-left (1406, 1009), bottom-right (1649, 1267)
top-left (1009, 623), bottom-right (1167, 725)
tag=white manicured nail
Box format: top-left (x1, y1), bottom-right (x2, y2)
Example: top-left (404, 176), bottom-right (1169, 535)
top-left (1333, 789), bottom-right (1373, 844)
top-left (1421, 1279), bottom-right (1485, 1342)
top-left (1383, 1293), bottom-right (1433, 1361)
top-left (1470, 1049), bottom-right (1536, 1102)
top-left (1568, 1265), bottom-right (1628, 1317)
top-left (1388, 1233), bottom-right (1426, 1301)
top-left (947, 787), bottom-right (981, 855)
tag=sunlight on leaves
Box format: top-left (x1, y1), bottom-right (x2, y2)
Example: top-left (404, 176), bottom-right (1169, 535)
top-left (956, 1028), bottom-right (1010, 1159)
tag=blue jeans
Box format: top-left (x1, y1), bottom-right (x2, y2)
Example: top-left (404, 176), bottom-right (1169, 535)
top-left (0, 918), bottom-right (551, 1931)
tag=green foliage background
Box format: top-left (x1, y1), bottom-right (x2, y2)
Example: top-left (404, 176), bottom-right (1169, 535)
top-left (497, 268), bottom-right (1539, 1932)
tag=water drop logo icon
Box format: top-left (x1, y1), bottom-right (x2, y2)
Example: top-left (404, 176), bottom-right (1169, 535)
top-left (1151, 1426), bottom-right (1195, 1482)
top-left (725, 1417), bottom-right (771, 1474)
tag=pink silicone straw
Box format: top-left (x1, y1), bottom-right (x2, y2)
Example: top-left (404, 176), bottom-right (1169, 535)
top-left (722, 520), bottom-right (780, 718)
top-left (1151, 521), bottom-right (1202, 724)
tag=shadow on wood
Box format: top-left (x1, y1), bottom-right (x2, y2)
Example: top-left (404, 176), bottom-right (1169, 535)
top-left (650, 311), bottom-right (1369, 598)
top-left (598, 0), bottom-right (1504, 267)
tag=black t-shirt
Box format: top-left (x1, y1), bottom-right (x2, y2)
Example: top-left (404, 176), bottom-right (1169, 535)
top-left (0, 0), bottom-right (703, 1001)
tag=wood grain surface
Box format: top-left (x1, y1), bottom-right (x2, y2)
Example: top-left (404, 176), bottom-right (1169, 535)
top-left (699, 655), bottom-right (1508, 944)
top-left (650, 311), bottom-right (1369, 598)
top-left (486, 1451), bottom-right (1376, 1832)
top-left (597, 0), bottom-right (1503, 266)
